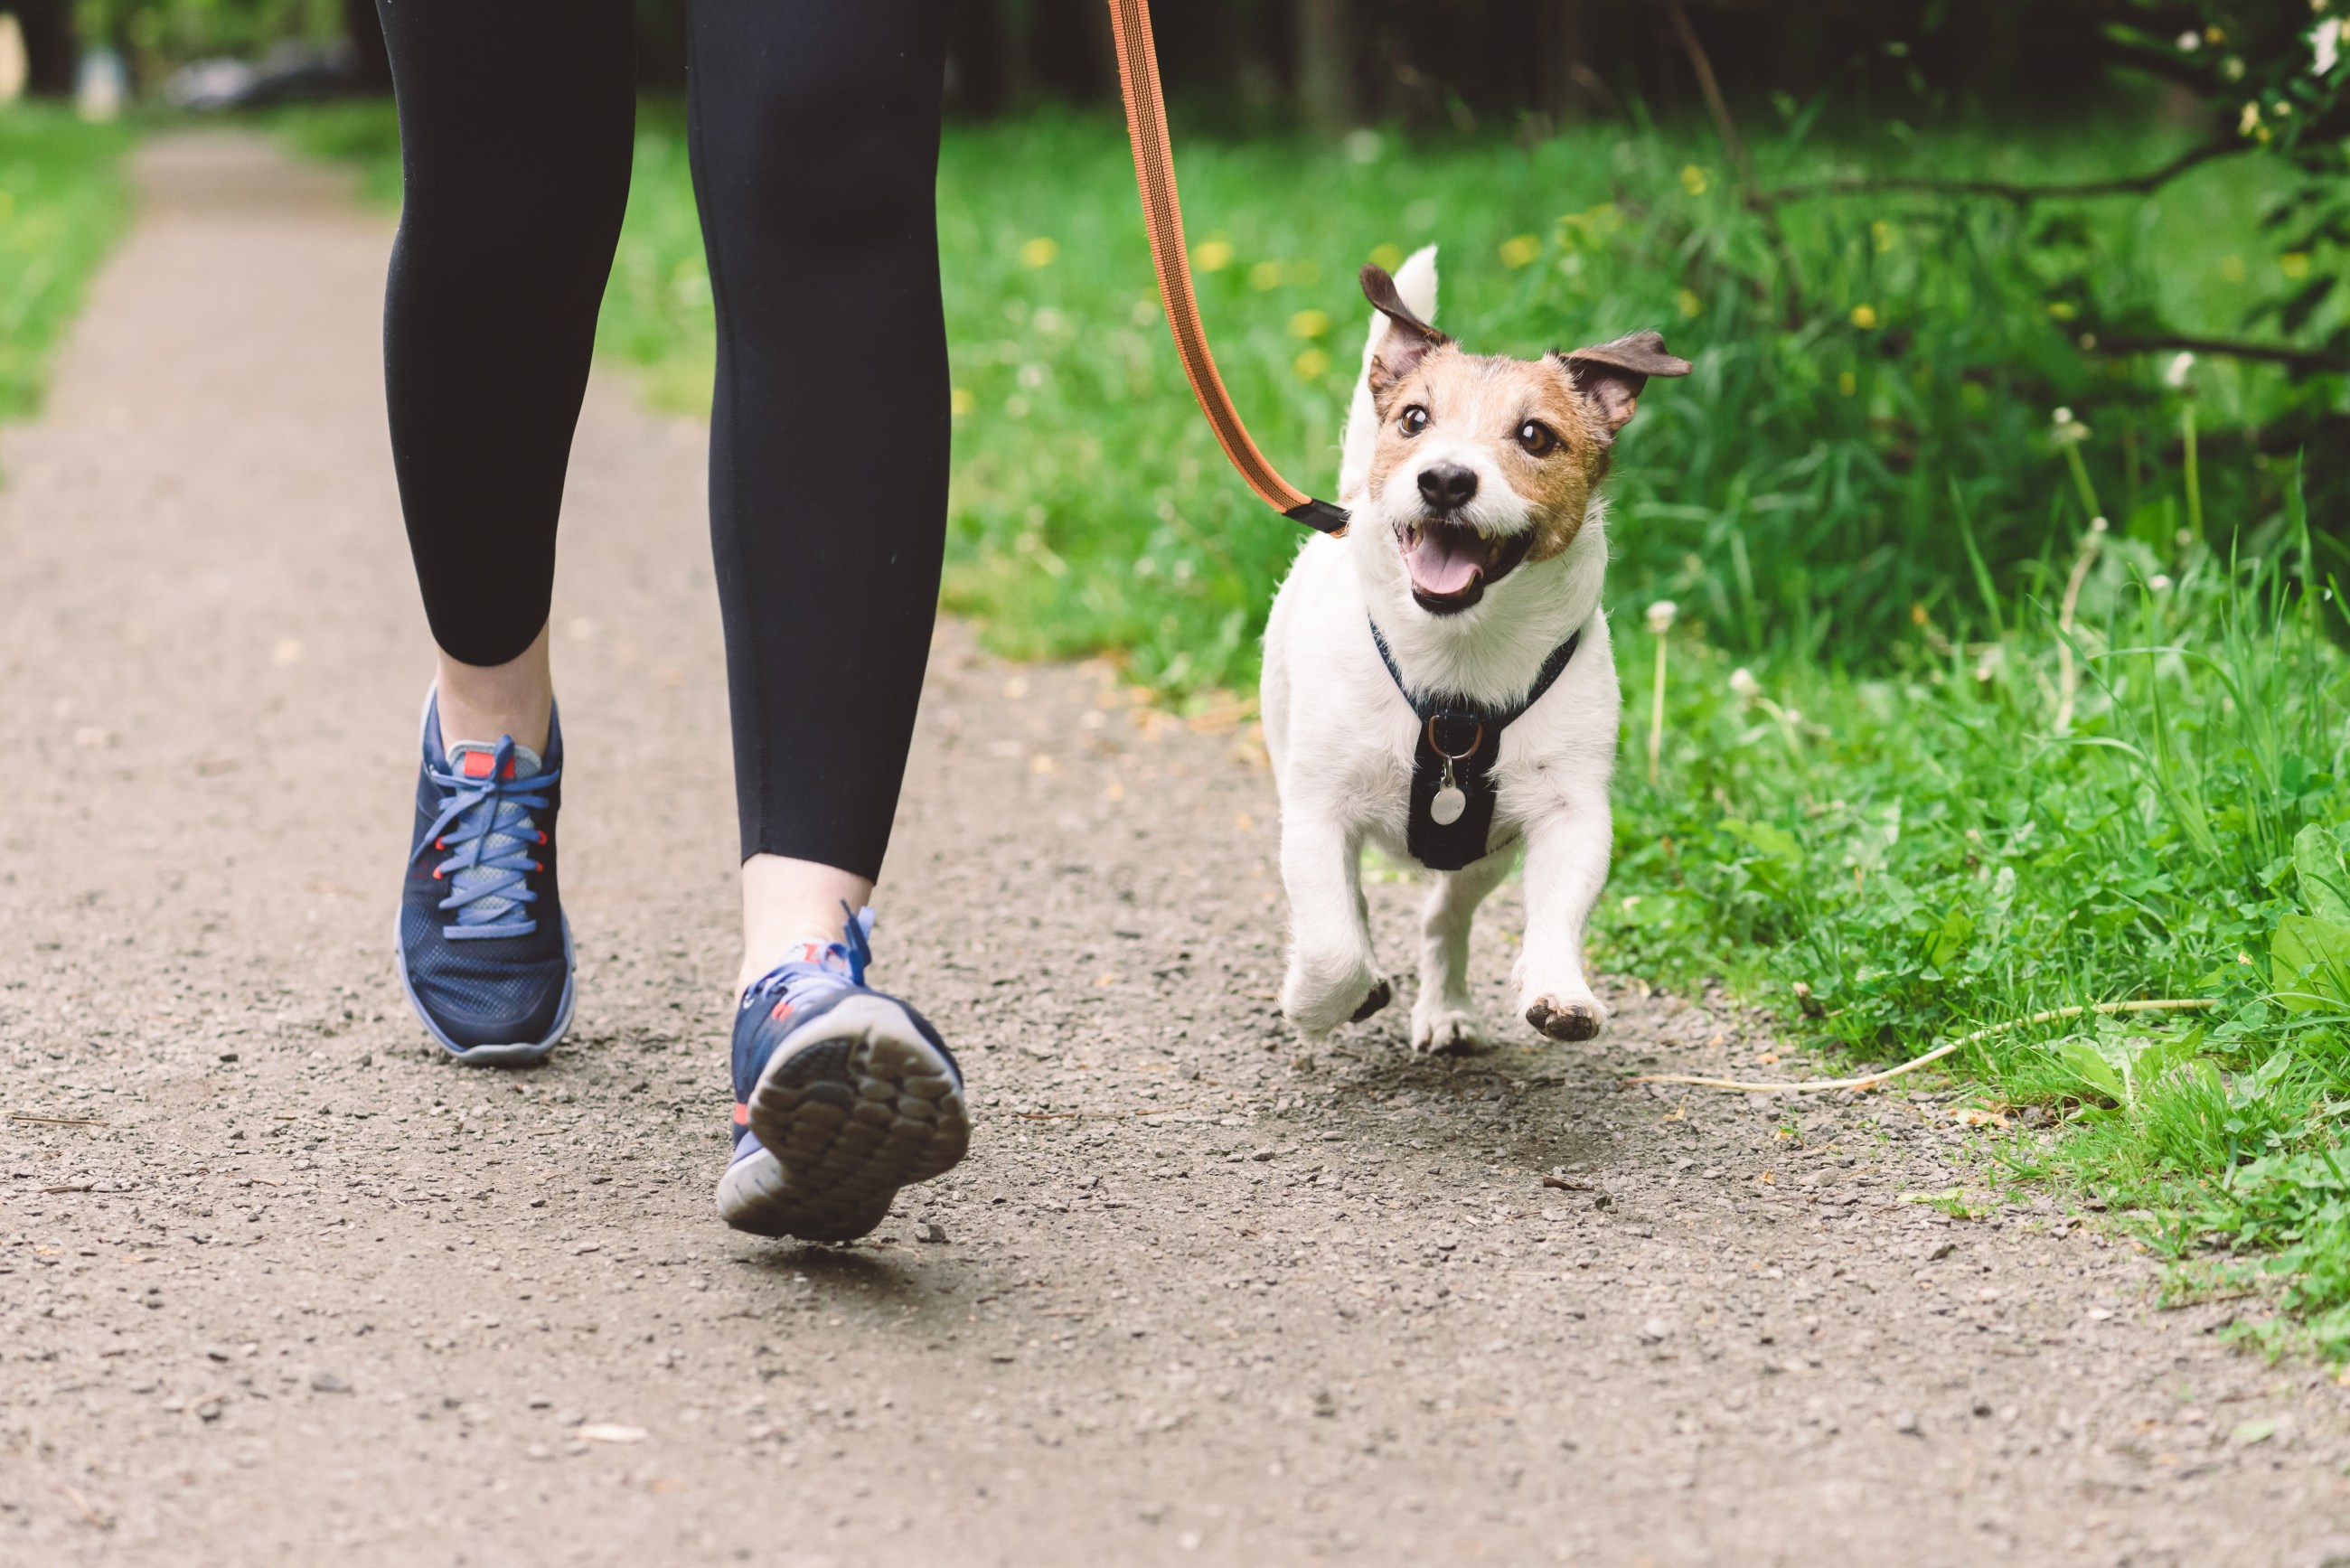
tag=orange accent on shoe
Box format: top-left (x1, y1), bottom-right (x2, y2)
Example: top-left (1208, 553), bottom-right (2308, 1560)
top-left (731, 1103), bottom-right (750, 1126)
top-left (769, 1000), bottom-right (795, 1022)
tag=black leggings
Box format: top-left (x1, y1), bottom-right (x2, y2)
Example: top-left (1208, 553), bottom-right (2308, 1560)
top-left (378, 0), bottom-right (951, 881)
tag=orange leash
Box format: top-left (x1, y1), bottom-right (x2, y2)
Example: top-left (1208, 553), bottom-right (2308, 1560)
top-left (1105, 0), bottom-right (1350, 536)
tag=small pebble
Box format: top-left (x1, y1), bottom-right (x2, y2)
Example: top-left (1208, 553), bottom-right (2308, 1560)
top-left (1894, 1411), bottom-right (1921, 1435)
top-left (916, 1220), bottom-right (949, 1244)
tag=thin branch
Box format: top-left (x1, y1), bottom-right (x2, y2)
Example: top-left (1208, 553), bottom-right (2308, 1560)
top-left (1660, 0), bottom-right (1756, 196)
top-left (1659, 0), bottom-right (1802, 317)
top-left (2092, 332), bottom-right (2350, 377)
top-left (1626, 998), bottom-right (2218, 1096)
top-left (1770, 141), bottom-right (2242, 207)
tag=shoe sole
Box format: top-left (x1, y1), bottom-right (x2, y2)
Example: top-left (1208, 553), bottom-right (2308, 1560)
top-left (391, 910), bottom-right (576, 1068)
top-left (717, 994), bottom-right (970, 1243)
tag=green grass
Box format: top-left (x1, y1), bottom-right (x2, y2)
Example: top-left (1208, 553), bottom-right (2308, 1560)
top-left (0, 107), bottom-right (136, 424)
top-left (1605, 488), bottom-right (2350, 1355)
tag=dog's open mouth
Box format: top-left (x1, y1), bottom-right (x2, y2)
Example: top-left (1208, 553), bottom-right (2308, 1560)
top-left (1397, 519), bottom-right (1533, 615)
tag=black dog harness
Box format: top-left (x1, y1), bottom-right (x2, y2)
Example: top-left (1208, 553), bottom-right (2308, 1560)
top-left (1368, 620), bottom-right (1583, 871)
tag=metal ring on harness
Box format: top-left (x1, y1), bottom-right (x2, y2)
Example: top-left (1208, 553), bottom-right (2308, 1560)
top-left (1425, 713), bottom-right (1484, 762)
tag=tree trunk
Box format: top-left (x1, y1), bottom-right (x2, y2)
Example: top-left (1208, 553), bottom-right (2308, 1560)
top-left (1295, 0), bottom-right (1354, 135)
top-left (14, 0), bottom-right (75, 96)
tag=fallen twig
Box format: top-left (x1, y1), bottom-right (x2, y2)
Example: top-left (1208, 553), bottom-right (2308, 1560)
top-left (6, 1112), bottom-right (108, 1128)
top-left (41, 1184), bottom-right (94, 1196)
top-left (1010, 1103), bottom-right (1204, 1122)
top-left (52, 1478), bottom-right (112, 1531)
top-left (1627, 998), bottom-right (2219, 1094)
top-left (1540, 1175), bottom-right (1593, 1192)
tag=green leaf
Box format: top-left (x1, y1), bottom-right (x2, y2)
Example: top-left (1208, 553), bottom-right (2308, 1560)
top-left (2054, 1036), bottom-right (2127, 1103)
top-left (2295, 824), bottom-right (2350, 926)
top-left (1922, 906), bottom-right (1975, 970)
top-left (1720, 818), bottom-right (1801, 863)
top-left (2272, 915), bottom-right (2350, 1014)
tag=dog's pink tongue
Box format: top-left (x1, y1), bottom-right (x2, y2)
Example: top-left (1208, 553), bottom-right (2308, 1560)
top-left (1407, 528), bottom-right (1485, 598)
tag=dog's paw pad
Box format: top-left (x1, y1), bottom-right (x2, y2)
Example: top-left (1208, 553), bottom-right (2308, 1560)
top-left (1412, 1010), bottom-right (1485, 1056)
top-left (1349, 978), bottom-right (1393, 1022)
top-left (1526, 996), bottom-right (1604, 1042)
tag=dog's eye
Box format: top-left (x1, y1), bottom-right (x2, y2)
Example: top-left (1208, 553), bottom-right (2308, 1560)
top-left (1399, 406), bottom-right (1430, 437)
top-left (1517, 420), bottom-right (1558, 456)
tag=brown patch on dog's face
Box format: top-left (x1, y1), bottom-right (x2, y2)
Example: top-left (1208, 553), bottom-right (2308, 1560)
top-left (1364, 349), bottom-right (1619, 563)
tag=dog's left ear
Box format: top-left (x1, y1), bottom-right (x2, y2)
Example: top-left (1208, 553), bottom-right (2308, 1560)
top-left (1361, 264), bottom-right (1452, 409)
top-left (1554, 331), bottom-right (1693, 434)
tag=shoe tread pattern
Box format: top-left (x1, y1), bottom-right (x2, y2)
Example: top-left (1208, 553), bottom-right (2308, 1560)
top-left (726, 1003), bottom-right (968, 1242)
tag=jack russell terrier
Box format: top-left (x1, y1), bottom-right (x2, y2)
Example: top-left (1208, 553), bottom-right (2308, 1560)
top-left (1261, 246), bottom-right (1689, 1053)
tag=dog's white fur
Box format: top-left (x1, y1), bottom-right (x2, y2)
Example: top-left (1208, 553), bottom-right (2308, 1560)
top-left (1261, 246), bottom-right (1619, 1052)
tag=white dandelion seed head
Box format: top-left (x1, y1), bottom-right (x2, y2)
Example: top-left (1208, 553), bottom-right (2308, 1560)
top-left (1646, 600), bottom-right (1678, 635)
top-left (2149, 574), bottom-right (2174, 592)
top-left (1729, 667), bottom-right (1761, 699)
top-left (2091, 515), bottom-right (2110, 533)
top-left (2164, 351), bottom-right (2196, 388)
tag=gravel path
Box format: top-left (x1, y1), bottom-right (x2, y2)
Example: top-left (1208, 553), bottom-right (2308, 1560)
top-left (5, 132), bottom-right (2350, 1568)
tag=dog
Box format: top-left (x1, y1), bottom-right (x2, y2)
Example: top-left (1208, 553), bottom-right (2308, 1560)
top-left (1260, 246), bottom-right (1689, 1052)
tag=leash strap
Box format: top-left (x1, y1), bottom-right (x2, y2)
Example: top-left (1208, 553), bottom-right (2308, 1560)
top-left (1368, 620), bottom-right (1583, 870)
top-left (1106, 0), bottom-right (1350, 537)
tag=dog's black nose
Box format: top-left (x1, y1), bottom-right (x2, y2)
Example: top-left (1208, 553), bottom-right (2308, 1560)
top-left (1417, 463), bottom-right (1478, 512)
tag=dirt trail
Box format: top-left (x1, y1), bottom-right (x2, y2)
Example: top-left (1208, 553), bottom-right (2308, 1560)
top-left (4, 133), bottom-right (2349, 1568)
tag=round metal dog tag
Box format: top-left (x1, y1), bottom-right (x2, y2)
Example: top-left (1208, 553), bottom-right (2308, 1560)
top-left (1429, 785), bottom-right (1467, 825)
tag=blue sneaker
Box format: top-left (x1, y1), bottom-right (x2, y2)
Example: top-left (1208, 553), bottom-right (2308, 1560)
top-left (394, 692), bottom-right (575, 1066)
top-left (718, 908), bottom-right (969, 1241)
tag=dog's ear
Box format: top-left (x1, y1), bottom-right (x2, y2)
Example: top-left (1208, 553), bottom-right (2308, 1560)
top-left (1361, 264), bottom-right (1451, 409)
top-left (1554, 331), bottom-right (1692, 434)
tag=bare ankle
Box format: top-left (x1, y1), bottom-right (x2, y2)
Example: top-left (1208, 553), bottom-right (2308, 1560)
top-left (738, 854), bottom-right (875, 994)
top-left (435, 624), bottom-right (553, 756)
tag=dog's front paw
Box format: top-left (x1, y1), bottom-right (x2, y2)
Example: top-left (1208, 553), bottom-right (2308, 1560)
top-left (1283, 955), bottom-right (1390, 1038)
top-left (1524, 989), bottom-right (1607, 1042)
top-left (1410, 998), bottom-right (1486, 1056)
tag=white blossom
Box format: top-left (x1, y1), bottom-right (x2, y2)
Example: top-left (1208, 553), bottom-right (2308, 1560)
top-left (2164, 351), bottom-right (2195, 389)
top-left (2176, 29), bottom-right (2202, 51)
top-left (1729, 667), bottom-right (1761, 699)
top-left (2317, 18), bottom-right (2342, 75)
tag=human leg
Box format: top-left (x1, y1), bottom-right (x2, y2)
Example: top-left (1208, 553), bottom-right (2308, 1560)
top-left (687, 0), bottom-right (952, 933)
top-left (687, 3), bottom-right (967, 1236)
top-left (378, 0), bottom-right (634, 1061)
